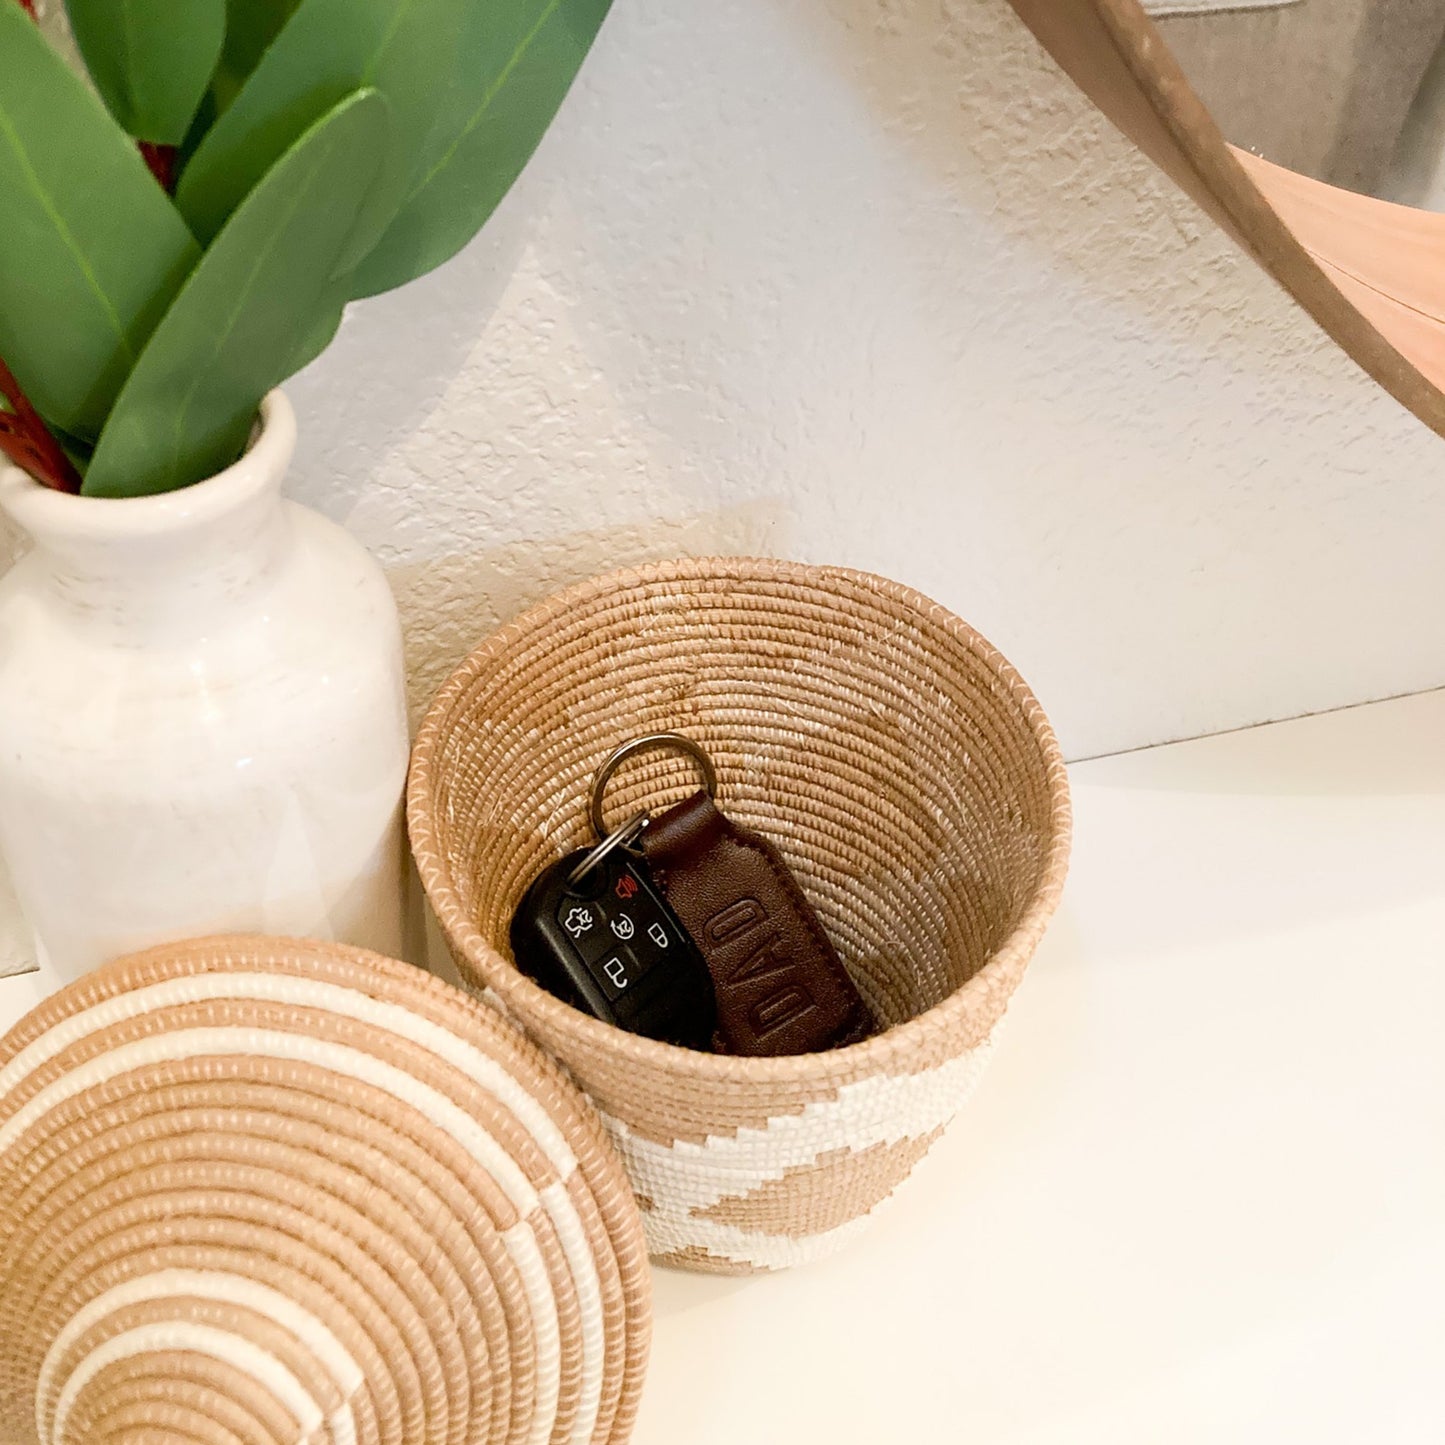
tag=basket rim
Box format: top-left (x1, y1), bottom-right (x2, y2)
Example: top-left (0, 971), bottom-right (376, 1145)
top-left (408, 556), bottom-right (1073, 1084)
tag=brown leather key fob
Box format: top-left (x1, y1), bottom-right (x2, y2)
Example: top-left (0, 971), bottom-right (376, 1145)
top-left (643, 788), bottom-right (871, 1055)
top-left (585, 735), bottom-right (872, 1055)
top-left (511, 733), bottom-right (873, 1055)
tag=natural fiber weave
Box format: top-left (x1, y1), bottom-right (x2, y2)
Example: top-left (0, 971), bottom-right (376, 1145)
top-left (0, 936), bottom-right (650, 1445)
top-left (409, 559), bottom-right (1071, 1274)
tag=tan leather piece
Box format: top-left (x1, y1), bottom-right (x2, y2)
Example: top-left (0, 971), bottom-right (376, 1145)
top-left (1234, 146), bottom-right (1445, 321)
top-left (643, 792), bottom-right (872, 1056)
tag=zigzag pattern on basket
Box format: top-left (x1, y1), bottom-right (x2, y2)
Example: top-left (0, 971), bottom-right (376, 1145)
top-left (0, 942), bottom-right (651, 1445)
top-left (602, 1037), bottom-right (996, 1270)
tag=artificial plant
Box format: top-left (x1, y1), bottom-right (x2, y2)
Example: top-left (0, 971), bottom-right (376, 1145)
top-left (0, 0), bottom-right (611, 497)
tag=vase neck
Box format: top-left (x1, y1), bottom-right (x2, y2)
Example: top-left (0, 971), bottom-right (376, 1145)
top-left (0, 393), bottom-right (298, 642)
top-left (32, 492), bottom-right (293, 638)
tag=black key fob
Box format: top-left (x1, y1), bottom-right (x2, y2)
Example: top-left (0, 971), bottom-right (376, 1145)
top-left (509, 844), bottom-right (717, 1050)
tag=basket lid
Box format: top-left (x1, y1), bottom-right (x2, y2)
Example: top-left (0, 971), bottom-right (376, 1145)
top-left (0, 936), bottom-right (651, 1445)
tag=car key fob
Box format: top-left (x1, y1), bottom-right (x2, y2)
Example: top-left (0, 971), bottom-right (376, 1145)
top-left (509, 836), bottom-right (717, 1050)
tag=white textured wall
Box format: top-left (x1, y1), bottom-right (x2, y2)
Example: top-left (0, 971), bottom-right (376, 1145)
top-left (17, 0), bottom-right (1445, 758)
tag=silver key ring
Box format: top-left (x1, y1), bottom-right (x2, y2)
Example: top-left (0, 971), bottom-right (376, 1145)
top-left (587, 732), bottom-right (719, 841)
top-left (566, 808), bottom-right (650, 891)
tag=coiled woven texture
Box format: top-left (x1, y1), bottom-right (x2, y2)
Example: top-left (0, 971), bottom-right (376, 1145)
top-left (410, 559), bottom-right (1071, 1274)
top-left (0, 936), bottom-right (651, 1445)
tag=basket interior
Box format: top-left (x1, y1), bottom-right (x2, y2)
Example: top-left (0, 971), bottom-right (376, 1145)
top-left (424, 569), bottom-right (1059, 1033)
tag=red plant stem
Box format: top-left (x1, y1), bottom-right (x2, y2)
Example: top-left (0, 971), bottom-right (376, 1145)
top-left (0, 357), bottom-right (82, 493)
top-left (16, 0), bottom-right (35, 14)
top-left (138, 141), bottom-right (178, 193)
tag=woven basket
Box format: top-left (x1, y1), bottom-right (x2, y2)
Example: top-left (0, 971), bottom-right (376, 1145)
top-left (409, 559), bottom-right (1071, 1274)
top-left (0, 936), bottom-right (650, 1445)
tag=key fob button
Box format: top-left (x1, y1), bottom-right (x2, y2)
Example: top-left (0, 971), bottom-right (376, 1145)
top-left (604, 909), bottom-right (638, 943)
top-left (555, 896), bottom-right (612, 964)
top-left (595, 945), bottom-right (643, 1001)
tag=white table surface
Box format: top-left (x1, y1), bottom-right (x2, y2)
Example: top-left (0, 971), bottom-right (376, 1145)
top-left (2, 690), bottom-right (1442, 1443)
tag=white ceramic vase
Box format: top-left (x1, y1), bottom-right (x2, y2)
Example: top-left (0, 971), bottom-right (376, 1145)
top-left (0, 391), bottom-right (409, 985)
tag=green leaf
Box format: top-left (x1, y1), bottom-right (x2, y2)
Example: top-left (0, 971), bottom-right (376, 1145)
top-left (54, 426), bottom-right (95, 476)
top-left (348, 0), bottom-right (611, 298)
top-left (221, 0), bottom-right (304, 79)
top-left (65, 0), bottom-right (226, 144)
top-left (177, 0), bottom-right (472, 270)
top-left (0, 2), bottom-right (200, 438)
top-left (285, 289), bottom-right (350, 375)
top-left (177, 85), bottom-right (220, 170)
top-left (211, 0), bottom-right (303, 113)
top-left (84, 89), bottom-right (389, 498)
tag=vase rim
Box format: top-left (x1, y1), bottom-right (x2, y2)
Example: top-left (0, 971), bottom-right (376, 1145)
top-left (0, 391), bottom-right (296, 543)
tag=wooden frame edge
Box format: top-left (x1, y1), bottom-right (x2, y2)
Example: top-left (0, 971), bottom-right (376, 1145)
top-left (1006, 0), bottom-right (1445, 437)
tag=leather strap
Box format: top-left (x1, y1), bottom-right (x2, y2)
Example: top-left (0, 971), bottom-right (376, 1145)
top-left (642, 792), bottom-right (871, 1055)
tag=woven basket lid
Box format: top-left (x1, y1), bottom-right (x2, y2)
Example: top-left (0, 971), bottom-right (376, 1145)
top-left (0, 936), bottom-right (651, 1445)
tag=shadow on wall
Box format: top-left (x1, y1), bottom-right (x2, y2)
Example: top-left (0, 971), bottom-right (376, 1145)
top-left (0, 195), bottom-right (529, 589)
top-left (283, 183), bottom-right (539, 520)
top-left (801, 0), bottom-right (1357, 386)
top-left (389, 498), bottom-right (789, 728)
top-left (0, 519), bottom-right (22, 576)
